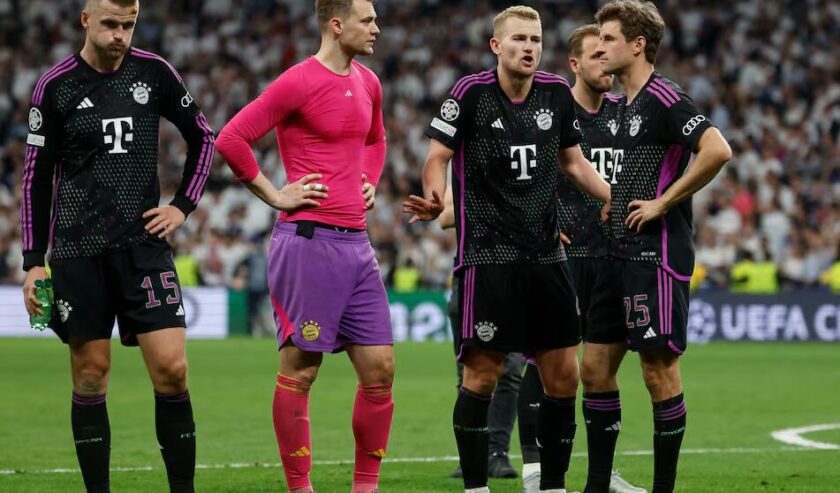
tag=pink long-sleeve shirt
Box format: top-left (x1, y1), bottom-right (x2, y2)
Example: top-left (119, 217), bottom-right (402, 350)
top-left (216, 57), bottom-right (386, 229)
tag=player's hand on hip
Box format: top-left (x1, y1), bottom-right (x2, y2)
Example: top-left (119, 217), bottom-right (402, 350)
top-left (626, 198), bottom-right (666, 232)
top-left (362, 174), bottom-right (375, 210)
top-left (275, 173), bottom-right (328, 212)
top-left (402, 190), bottom-right (444, 223)
top-left (601, 199), bottom-right (611, 224)
top-left (143, 205), bottom-right (186, 239)
top-left (23, 266), bottom-right (48, 317)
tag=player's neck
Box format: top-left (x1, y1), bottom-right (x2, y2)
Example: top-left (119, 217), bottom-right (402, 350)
top-left (314, 40), bottom-right (354, 76)
top-left (618, 62), bottom-right (655, 104)
top-left (571, 82), bottom-right (604, 113)
top-left (80, 42), bottom-right (126, 73)
top-left (497, 67), bottom-right (532, 102)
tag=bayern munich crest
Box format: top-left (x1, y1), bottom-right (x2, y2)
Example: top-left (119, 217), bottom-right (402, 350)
top-left (131, 82), bottom-right (151, 105)
top-left (28, 108), bottom-right (42, 131)
top-left (535, 108), bottom-right (554, 130)
top-left (57, 299), bottom-right (73, 323)
top-left (440, 99), bottom-right (459, 121)
top-left (300, 320), bottom-right (321, 341)
top-left (475, 321), bottom-right (498, 342)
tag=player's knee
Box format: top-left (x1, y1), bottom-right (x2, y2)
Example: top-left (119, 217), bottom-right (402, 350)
top-left (580, 358), bottom-right (613, 392)
top-left (640, 357), bottom-right (679, 398)
top-left (153, 357), bottom-right (189, 391)
top-left (541, 364), bottom-right (579, 397)
top-left (362, 356), bottom-right (395, 386)
top-left (74, 361), bottom-right (110, 394)
top-left (463, 369), bottom-right (499, 395)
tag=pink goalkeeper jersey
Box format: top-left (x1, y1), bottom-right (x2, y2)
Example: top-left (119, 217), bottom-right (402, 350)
top-left (216, 57), bottom-right (386, 229)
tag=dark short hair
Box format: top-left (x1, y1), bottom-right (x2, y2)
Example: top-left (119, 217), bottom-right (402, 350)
top-left (595, 1), bottom-right (665, 63)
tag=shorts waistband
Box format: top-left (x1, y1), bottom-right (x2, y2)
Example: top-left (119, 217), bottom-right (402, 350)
top-left (273, 220), bottom-right (369, 243)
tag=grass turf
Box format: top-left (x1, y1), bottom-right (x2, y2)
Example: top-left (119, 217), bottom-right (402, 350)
top-left (1, 339), bottom-right (839, 492)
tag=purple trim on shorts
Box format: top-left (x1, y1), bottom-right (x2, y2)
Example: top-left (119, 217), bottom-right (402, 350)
top-left (657, 267), bottom-right (664, 336)
top-left (667, 340), bottom-right (685, 355)
top-left (130, 47), bottom-right (183, 83)
top-left (454, 144), bottom-right (466, 272)
top-left (654, 401), bottom-right (686, 420)
top-left (652, 79), bottom-right (681, 103)
top-left (461, 267), bottom-right (476, 341)
top-left (155, 391), bottom-right (191, 403)
top-left (656, 145), bottom-right (693, 282)
top-left (452, 71), bottom-right (495, 100)
top-left (72, 393), bottom-right (106, 406)
top-left (33, 55), bottom-right (77, 105)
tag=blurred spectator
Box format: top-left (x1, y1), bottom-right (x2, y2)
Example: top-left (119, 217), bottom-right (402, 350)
top-left (0, 0), bottom-right (838, 298)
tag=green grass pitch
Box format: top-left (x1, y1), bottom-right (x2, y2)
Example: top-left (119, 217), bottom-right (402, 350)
top-left (1, 339), bottom-right (839, 492)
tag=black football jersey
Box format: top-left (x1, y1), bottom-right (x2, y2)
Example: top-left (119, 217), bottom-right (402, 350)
top-left (557, 93), bottom-right (623, 258)
top-left (21, 48), bottom-right (215, 269)
top-left (608, 72), bottom-right (713, 279)
top-left (425, 70), bottom-right (582, 270)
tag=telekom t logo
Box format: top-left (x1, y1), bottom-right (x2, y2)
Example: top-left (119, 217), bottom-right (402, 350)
top-left (510, 144), bottom-right (537, 181)
top-left (102, 117), bottom-right (134, 154)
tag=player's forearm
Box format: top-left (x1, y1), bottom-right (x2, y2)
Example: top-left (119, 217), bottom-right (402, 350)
top-left (242, 172), bottom-right (279, 208)
top-left (421, 156), bottom-right (448, 202)
top-left (563, 155), bottom-right (610, 203)
top-left (660, 130), bottom-right (732, 210)
top-left (21, 157), bottom-right (56, 270)
top-left (362, 137), bottom-right (386, 186)
top-left (171, 113), bottom-right (215, 216)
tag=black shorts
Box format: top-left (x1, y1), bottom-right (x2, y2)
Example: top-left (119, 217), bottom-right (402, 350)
top-left (50, 242), bottom-right (187, 346)
top-left (616, 260), bottom-right (689, 355)
top-left (456, 263), bottom-right (581, 360)
top-left (566, 257), bottom-right (625, 345)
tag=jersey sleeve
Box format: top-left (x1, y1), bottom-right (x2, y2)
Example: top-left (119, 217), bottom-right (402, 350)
top-left (424, 77), bottom-right (475, 151)
top-left (361, 74), bottom-right (386, 186)
top-left (21, 85), bottom-right (60, 270)
top-left (158, 61), bottom-right (216, 217)
top-left (556, 84), bottom-right (583, 149)
top-left (662, 92), bottom-right (713, 152)
top-left (216, 68), bottom-right (306, 183)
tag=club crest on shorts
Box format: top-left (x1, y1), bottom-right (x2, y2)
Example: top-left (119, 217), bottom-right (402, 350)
top-left (57, 299), bottom-right (73, 323)
top-left (300, 320), bottom-right (321, 341)
top-left (475, 321), bottom-right (498, 342)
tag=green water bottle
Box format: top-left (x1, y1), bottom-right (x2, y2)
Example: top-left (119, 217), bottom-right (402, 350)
top-left (30, 279), bottom-right (53, 331)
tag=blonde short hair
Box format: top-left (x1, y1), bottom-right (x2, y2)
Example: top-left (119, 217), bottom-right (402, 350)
top-left (493, 6), bottom-right (541, 38)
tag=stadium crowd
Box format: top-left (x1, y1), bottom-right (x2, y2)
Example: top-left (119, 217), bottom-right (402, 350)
top-left (0, 0), bottom-right (838, 293)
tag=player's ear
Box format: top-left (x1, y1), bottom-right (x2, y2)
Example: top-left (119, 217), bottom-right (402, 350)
top-left (490, 37), bottom-right (501, 55)
top-left (569, 57), bottom-right (580, 74)
top-left (329, 17), bottom-right (343, 36)
top-left (634, 36), bottom-right (646, 58)
top-left (81, 10), bottom-right (90, 29)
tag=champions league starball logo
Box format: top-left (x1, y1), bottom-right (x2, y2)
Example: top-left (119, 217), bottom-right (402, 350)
top-left (686, 300), bottom-right (716, 343)
top-left (440, 99), bottom-right (459, 121)
top-left (29, 108), bottom-right (43, 131)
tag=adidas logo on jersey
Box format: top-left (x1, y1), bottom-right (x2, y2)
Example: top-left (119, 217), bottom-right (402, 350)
top-left (76, 97), bottom-right (94, 109)
top-left (175, 305), bottom-right (185, 316)
top-left (643, 327), bottom-right (657, 339)
top-left (345, 89), bottom-right (353, 97)
top-left (491, 118), bottom-right (504, 130)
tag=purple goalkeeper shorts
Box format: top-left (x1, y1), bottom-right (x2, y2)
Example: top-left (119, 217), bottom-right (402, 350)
top-left (267, 221), bottom-right (393, 352)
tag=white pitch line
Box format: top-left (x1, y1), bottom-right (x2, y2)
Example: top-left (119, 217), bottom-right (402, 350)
top-left (770, 423), bottom-right (840, 450)
top-left (0, 446), bottom-right (835, 476)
